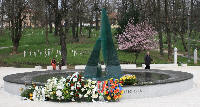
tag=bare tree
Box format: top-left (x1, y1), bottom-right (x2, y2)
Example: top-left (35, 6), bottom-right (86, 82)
top-left (156, 0), bottom-right (164, 56)
top-left (165, 0), bottom-right (172, 60)
top-left (45, 0), bottom-right (72, 65)
top-left (0, 0), bottom-right (5, 34)
top-left (4, 0), bottom-right (28, 54)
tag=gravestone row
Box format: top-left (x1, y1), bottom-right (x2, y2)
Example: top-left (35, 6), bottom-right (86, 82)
top-left (23, 49), bottom-right (61, 58)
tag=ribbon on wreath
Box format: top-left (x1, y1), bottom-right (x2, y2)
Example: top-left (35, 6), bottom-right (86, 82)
top-left (97, 81), bottom-right (106, 96)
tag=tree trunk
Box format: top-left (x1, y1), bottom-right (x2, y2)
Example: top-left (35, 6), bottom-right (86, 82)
top-left (180, 33), bottom-right (188, 51)
top-left (75, 22), bottom-right (79, 42)
top-left (95, 11), bottom-right (99, 30)
top-left (179, 0), bottom-right (187, 52)
top-left (11, 26), bottom-right (22, 54)
top-left (134, 52), bottom-right (139, 64)
top-left (54, 14), bottom-right (59, 36)
top-left (72, 19), bottom-right (76, 41)
top-left (165, 0), bottom-right (172, 60)
top-left (11, 12), bottom-right (23, 54)
top-left (173, 32), bottom-right (177, 43)
top-left (57, 13), bottom-right (67, 65)
top-left (48, 4), bottom-right (53, 33)
top-left (158, 31), bottom-right (163, 55)
top-left (157, 0), bottom-right (163, 56)
top-left (45, 6), bottom-right (49, 45)
top-left (75, 15), bottom-right (79, 42)
top-left (49, 22), bottom-right (52, 33)
top-left (1, 2), bottom-right (3, 30)
top-left (88, 21), bottom-right (92, 38)
top-left (45, 26), bottom-right (49, 45)
top-left (79, 19), bottom-right (83, 36)
top-left (59, 28), bottom-right (67, 65)
top-left (13, 40), bottom-right (19, 54)
top-left (54, 0), bottom-right (58, 36)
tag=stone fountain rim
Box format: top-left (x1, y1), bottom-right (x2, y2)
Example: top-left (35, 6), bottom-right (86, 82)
top-left (3, 69), bottom-right (193, 86)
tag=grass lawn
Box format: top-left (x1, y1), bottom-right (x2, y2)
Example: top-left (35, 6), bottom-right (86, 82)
top-left (0, 28), bottom-right (198, 68)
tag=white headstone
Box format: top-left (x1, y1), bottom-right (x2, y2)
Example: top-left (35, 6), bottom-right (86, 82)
top-left (34, 52), bottom-right (36, 57)
top-left (174, 47), bottom-right (177, 64)
top-left (30, 51), bottom-right (32, 56)
top-left (48, 49), bottom-right (51, 56)
top-left (59, 51), bottom-right (61, 55)
top-left (194, 49), bottom-right (198, 64)
top-left (56, 55), bottom-right (58, 58)
top-left (57, 50), bottom-right (59, 54)
top-left (45, 49), bottom-right (47, 55)
top-left (37, 50), bottom-right (40, 53)
top-left (24, 51), bottom-right (26, 57)
top-left (73, 51), bottom-right (76, 56)
top-left (40, 52), bottom-right (42, 55)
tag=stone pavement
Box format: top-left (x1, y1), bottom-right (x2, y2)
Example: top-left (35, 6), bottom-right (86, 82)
top-left (0, 66), bottom-right (200, 107)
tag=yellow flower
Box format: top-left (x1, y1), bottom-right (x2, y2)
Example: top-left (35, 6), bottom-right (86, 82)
top-left (66, 90), bottom-right (68, 94)
top-left (29, 93), bottom-right (33, 97)
top-left (19, 88), bottom-right (24, 92)
top-left (30, 97), bottom-right (33, 100)
top-left (107, 96), bottom-right (111, 100)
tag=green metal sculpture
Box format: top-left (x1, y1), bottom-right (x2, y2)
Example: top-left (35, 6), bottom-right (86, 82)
top-left (84, 8), bottom-right (123, 80)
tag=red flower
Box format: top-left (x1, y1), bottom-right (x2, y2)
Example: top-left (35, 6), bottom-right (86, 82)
top-left (119, 81), bottom-right (123, 84)
top-left (110, 90), bottom-right (113, 93)
top-left (71, 83), bottom-right (74, 86)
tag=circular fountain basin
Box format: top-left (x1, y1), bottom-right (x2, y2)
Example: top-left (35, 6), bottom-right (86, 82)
top-left (3, 69), bottom-right (193, 99)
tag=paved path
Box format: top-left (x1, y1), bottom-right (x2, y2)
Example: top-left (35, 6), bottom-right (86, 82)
top-left (0, 66), bottom-right (200, 107)
top-left (0, 46), bottom-right (11, 50)
top-left (0, 45), bottom-right (29, 50)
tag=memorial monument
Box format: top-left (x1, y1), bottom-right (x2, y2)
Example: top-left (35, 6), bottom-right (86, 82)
top-left (84, 8), bottom-right (123, 80)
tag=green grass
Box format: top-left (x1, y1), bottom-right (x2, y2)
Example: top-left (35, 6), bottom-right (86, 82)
top-left (0, 28), bottom-right (195, 68)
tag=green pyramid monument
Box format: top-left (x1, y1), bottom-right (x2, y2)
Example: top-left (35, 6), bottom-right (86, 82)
top-left (84, 8), bottom-right (123, 80)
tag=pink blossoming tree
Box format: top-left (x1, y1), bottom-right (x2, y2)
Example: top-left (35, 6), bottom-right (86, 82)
top-left (117, 19), bottom-right (158, 63)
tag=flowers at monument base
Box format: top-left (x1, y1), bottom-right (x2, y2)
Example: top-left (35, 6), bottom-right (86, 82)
top-left (102, 78), bottom-right (123, 101)
top-left (20, 83), bottom-right (35, 100)
top-left (120, 74), bottom-right (138, 85)
top-left (32, 86), bottom-right (46, 101)
top-left (20, 72), bottom-right (124, 102)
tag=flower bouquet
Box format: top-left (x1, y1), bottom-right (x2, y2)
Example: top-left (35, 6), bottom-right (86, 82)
top-left (65, 72), bottom-right (99, 102)
top-left (21, 72), bottom-right (100, 102)
top-left (21, 83), bottom-right (36, 100)
top-left (103, 78), bottom-right (123, 102)
top-left (120, 74), bottom-right (138, 85)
